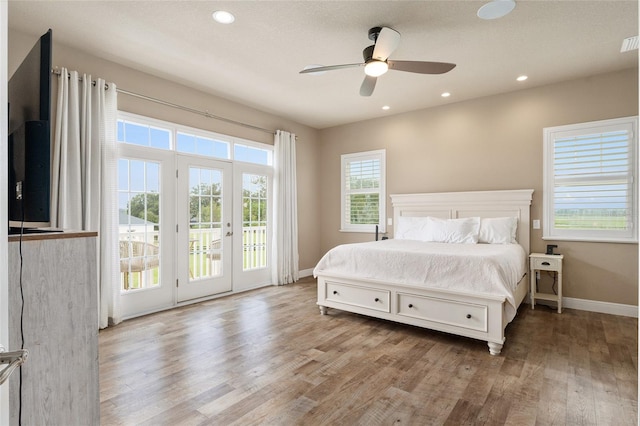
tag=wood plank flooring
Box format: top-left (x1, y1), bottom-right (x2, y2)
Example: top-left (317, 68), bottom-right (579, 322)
top-left (99, 277), bottom-right (638, 425)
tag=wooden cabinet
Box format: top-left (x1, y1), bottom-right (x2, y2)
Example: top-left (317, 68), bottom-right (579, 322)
top-left (8, 232), bottom-right (99, 425)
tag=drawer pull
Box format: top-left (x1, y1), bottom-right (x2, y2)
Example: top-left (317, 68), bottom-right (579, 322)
top-left (374, 297), bottom-right (380, 302)
top-left (408, 304), bottom-right (414, 308)
top-left (466, 314), bottom-right (472, 319)
top-left (541, 261), bottom-right (550, 266)
top-left (333, 290), bottom-right (338, 295)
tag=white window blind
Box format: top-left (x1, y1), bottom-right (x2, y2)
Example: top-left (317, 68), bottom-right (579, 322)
top-left (543, 116), bottom-right (638, 243)
top-left (341, 150), bottom-right (386, 233)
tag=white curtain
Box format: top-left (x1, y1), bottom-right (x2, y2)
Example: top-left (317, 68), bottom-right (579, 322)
top-left (272, 130), bottom-right (299, 285)
top-left (52, 68), bottom-right (121, 328)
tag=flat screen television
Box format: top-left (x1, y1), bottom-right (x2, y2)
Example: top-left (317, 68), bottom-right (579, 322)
top-left (8, 29), bottom-right (53, 234)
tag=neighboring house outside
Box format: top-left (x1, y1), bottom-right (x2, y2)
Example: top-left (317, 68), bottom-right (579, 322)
top-left (119, 209), bottom-right (157, 243)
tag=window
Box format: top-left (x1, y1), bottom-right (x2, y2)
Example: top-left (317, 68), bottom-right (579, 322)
top-left (176, 131), bottom-right (230, 159)
top-left (117, 112), bottom-right (273, 164)
top-left (117, 119), bottom-right (171, 149)
top-left (341, 149), bottom-right (386, 233)
top-left (543, 116), bottom-right (638, 243)
top-left (234, 143), bottom-right (272, 165)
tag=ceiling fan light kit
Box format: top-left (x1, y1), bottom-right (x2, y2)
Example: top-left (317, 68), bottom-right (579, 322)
top-left (300, 26), bottom-right (456, 96)
top-left (477, 0), bottom-right (516, 20)
top-left (364, 61), bottom-right (388, 77)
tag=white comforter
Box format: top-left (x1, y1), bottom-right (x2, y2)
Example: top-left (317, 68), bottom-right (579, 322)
top-left (313, 239), bottom-right (527, 321)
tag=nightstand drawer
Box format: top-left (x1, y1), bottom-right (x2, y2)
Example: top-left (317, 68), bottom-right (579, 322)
top-left (531, 256), bottom-right (562, 271)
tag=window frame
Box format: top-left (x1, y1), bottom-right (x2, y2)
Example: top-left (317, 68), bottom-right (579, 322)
top-left (340, 149), bottom-right (386, 233)
top-left (542, 116), bottom-right (638, 243)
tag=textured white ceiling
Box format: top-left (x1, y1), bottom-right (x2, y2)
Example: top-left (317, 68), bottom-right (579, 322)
top-left (8, 1), bottom-right (638, 129)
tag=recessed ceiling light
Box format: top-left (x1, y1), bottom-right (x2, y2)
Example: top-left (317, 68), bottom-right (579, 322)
top-left (477, 0), bottom-right (516, 20)
top-left (516, 75), bottom-right (528, 82)
top-left (382, 105), bottom-right (390, 110)
top-left (441, 92), bottom-right (451, 98)
top-left (212, 10), bottom-right (235, 24)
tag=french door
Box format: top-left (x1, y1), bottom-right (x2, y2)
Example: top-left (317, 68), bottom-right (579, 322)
top-left (176, 155), bottom-right (233, 302)
top-left (118, 149), bottom-right (273, 317)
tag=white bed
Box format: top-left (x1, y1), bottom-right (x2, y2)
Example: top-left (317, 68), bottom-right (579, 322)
top-left (314, 189), bottom-right (534, 355)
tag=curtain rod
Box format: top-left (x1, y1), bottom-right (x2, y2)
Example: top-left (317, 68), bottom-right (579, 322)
top-left (52, 68), bottom-right (277, 136)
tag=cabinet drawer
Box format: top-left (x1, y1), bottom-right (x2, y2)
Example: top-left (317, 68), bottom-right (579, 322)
top-left (397, 293), bottom-right (488, 332)
top-left (326, 282), bottom-right (390, 313)
top-left (531, 256), bottom-right (561, 271)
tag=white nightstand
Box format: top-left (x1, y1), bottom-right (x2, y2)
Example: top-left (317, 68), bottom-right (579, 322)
top-left (529, 253), bottom-right (564, 313)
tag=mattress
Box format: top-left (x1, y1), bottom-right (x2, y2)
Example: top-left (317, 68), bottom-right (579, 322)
top-left (313, 239), bottom-right (527, 321)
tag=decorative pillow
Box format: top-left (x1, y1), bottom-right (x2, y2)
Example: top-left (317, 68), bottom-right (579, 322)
top-left (394, 216), bottom-right (430, 240)
top-left (423, 217), bottom-right (480, 244)
top-left (479, 217), bottom-right (518, 244)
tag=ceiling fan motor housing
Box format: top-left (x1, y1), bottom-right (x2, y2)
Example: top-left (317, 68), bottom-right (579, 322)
top-left (362, 45), bottom-right (375, 62)
top-left (368, 26), bottom-right (383, 42)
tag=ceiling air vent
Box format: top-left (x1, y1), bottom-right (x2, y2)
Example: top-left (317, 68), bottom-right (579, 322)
top-left (620, 36), bottom-right (639, 53)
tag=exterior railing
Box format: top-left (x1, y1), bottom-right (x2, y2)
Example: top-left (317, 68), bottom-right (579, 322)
top-left (118, 225), bottom-right (268, 289)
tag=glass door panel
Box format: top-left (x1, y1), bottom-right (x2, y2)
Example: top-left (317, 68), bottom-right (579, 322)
top-left (119, 160), bottom-right (160, 291)
top-left (242, 173), bottom-right (268, 271)
top-left (189, 167), bottom-right (223, 280)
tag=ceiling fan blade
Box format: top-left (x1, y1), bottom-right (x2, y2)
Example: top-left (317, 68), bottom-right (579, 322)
top-left (299, 63), bottom-right (363, 74)
top-left (359, 75), bottom-right (377, 96)
top-left (388, 60), bottom-right (456, 74)
top-left (372, 27), bottom-right (401, 61)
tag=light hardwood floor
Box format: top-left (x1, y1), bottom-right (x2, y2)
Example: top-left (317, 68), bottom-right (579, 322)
top-left (99, 276), bottom-right (638, 425)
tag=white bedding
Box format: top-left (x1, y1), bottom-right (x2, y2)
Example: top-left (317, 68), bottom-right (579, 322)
top-left (313, 239), bottom-right (527, 321)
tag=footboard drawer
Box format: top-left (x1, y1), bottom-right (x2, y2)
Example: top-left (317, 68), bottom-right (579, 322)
top-left (397, 293), bottom-right (488, 332)
top-left (325, 282), bottom-right (390, 313)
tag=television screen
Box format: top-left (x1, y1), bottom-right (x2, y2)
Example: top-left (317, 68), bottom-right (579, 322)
top-left (7, 29), bottom-right (53, 230)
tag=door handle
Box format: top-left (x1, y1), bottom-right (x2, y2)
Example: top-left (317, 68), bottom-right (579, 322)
top-left (0, 349), bottom-right (29, 385)
top-left (226, 231), bottom-right (233, 237)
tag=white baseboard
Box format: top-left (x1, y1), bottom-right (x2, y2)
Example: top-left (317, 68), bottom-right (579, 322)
top-left (298, 268), bottom-right (314, 278)
top-left (531, 297), bottom-right (638, 318)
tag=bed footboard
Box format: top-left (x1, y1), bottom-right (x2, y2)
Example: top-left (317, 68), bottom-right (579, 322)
top-left (316, 273), bottom-right (524, 355)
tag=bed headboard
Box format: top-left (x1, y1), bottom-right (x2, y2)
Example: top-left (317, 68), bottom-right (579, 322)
top-left (390, 189), bottom-right (534, 255)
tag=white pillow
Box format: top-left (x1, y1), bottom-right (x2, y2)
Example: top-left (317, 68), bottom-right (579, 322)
top-left (394, 216), bottom-right (430, 240)
top-left (479, 217), bottom-right (518, 244)
top-left (424, 217), bottom-right (480, 244)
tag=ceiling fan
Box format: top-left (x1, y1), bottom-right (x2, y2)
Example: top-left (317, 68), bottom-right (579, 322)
top-left (300, 26), bottom-right (456, 96)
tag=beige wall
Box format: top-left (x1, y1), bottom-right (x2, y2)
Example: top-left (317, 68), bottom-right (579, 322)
top-left (319, 68), bottom-right (639, 306)
top-left (9, 29), bottom-right (322, 272)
